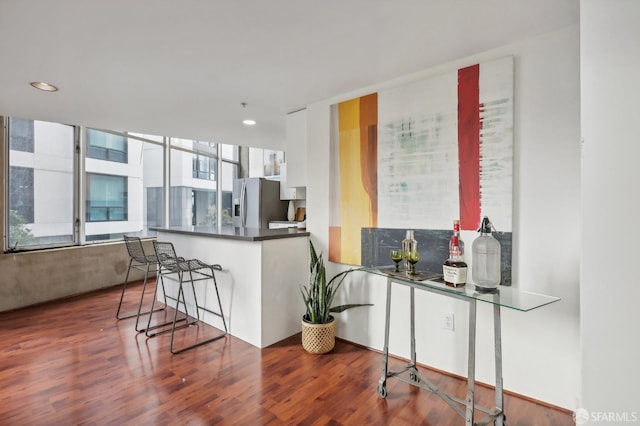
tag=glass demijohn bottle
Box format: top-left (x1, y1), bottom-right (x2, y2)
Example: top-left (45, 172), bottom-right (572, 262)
top-left (443, 221), bottom-right (467, 287)
top-left (471, 216), bottom-right (501, 290)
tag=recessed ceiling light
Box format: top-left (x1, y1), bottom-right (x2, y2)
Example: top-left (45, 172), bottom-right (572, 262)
top-left (243, 119), bottom-right (256, 126)
top-left (30, 81), bottom-right (59, 92)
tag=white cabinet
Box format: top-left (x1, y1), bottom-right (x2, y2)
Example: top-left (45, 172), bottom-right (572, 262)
top-left (285, 109), bottom-right (307, 188)
top-left (279, 163), bottom-right (306, 200)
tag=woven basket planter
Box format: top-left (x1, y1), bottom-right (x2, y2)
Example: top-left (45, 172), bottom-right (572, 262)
top-left (301, 316), bottom-right (335, 354)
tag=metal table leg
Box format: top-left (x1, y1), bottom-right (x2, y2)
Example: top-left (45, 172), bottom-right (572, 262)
top-left (377, 278), bottom-right (393, 398)
top-left (375, 276), bottom-right (507, 425)
top-left (466, 299), bottom-right (477, 426)
top-left (409, 286), bottom-right (419, 382)
top-left (494, 303), bottom-right (505, 426)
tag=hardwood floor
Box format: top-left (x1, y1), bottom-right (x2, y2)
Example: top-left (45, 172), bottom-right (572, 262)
top-left (0, 280), bottom-right (573, 425)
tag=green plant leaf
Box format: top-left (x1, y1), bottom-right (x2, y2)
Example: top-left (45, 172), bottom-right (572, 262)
top-left (330, 303), bottom-right (374, 313)
top-left (302, 239), bottom-right (372, 324)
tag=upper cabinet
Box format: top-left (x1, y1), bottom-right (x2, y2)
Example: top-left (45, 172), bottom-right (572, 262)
top-left (285, 109), bottom-right (307, 188)
top-left (279, 163), bottom-right (306, 200)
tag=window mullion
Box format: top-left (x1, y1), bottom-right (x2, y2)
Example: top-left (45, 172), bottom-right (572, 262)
top-left (163, 136), bottom-right (170, 228)
top-left (77, 126), bottom-right (86, 244)
top-left (217, 145), bottom-right (223, 232)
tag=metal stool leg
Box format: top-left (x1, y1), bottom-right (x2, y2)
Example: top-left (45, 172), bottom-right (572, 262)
top-left (211, 267), bottom-right (228, 334)
top-left (117, 259), bottom-right (163, 321)
top-left (145, 272), bottom-right (192, 337)
top-left (134, 262), bottom-right (168, 332)
top-left (115, 258), bottom-right (135, 319)
top-left (169, 267), bottom-right (227, 355)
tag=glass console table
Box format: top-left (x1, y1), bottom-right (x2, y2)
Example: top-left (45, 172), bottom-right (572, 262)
top-left (364, 268), bottom-right (560, 426)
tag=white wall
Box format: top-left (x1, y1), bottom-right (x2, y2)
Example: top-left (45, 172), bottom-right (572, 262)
top-left (306, 26), bottom-right (580, 409)
top-left (580, 0), bottom-right (640, 419)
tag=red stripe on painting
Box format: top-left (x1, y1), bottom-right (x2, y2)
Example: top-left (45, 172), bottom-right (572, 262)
top-left (458, 64), bottom-right (481, 231)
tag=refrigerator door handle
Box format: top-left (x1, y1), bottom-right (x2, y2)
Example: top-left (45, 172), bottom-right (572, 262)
top-left (240, 181), bottom-right (247, 227)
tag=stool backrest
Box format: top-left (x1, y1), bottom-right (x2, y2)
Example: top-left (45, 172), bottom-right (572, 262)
top-left (124, 236), bottom-right (148, 263)
top-left (153, 241), bottom-right (180, 272)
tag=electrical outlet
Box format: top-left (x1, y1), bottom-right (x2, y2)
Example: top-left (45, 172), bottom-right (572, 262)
top-left (443, 313), bottom-right (455, 331)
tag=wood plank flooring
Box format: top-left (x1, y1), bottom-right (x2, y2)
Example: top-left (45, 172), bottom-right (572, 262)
top-left (0, 279), bottom-right (574, 425)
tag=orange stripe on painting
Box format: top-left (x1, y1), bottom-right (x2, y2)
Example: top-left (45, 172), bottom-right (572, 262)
top-left (331, 93), bottom-right (378, 266)
top-left (328, 226), bottom-right (342, 262)
top-left (337, 98), bottom-right (363, 265)
top-left (359, 93), bottom-right (378, 228)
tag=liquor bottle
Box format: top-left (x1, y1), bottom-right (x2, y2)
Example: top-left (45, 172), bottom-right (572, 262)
top-left (402, 230), bottom-right (417, 273)
top-left (471, 216), bottom-right (501, 290)
top-left (449, 219), bottom-right (465, 255)
top-left (443, 226), bottom-right (467, 287)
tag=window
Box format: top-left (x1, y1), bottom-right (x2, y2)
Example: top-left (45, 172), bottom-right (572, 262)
top-left (220, 160), bottom-right (237, 226)
top-left (86, 129), bottom-right (127, 163)
top-left (192, 189), bottom-right (216, 225)
top-left (4, 116), bottom-right (241, 251)
top-left (170, 140), bottom-right (217, 227)
top-left (220, 144), bottom-right (238, 161)
top-left (86, 174), bottom-right (128, 222)
top-left (84, 131), bottom-right (164, 242)
top-left (192, 154), bottom-right (216, 180)
top-left (6, 118), bottom-right (75, 250)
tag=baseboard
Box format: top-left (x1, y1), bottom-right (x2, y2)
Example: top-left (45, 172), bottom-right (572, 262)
top-left (335, 336), bottom-right (573, 416)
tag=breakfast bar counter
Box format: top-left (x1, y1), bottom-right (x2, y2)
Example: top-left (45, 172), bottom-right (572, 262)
top-left (152, 225), bottom-right (309, 241)
top-left (152, 226), bottom-right (309, 348)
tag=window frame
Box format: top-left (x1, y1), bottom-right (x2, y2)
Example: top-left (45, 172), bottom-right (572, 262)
top-left (4, 117), bottom-right (242, 252)
top-left (4, 117), bottom-right (79, 252)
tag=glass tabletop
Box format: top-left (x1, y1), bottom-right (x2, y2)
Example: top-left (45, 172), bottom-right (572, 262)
top-left (362, 267), bottom-right (560, 312)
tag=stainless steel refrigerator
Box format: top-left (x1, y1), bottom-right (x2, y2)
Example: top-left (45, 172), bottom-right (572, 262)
top-left (232, 178), bottom-right (287, 228)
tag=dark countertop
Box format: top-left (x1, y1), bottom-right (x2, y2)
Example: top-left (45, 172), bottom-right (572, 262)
top-left (151, 225), bottom-right (310, 242)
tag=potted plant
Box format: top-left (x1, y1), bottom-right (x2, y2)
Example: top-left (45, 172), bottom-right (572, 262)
top-left (300, 240), bottom-right (372, 354)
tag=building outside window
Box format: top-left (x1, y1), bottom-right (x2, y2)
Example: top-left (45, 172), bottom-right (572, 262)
top-left (86, 173), bottom-right (128, 222)
top-left (9, 166), bottom-right (34, 223)
top-left (220, 146), bottom-right (238, 226)
top-left (8, 117), bottom-right (34, 152)
top-left (192, 154), bottom-right (216, 180)
top-left (86, 128), bottom-right (127, 163)
top-left (170, 139), bottom-right (217, 227)
top-left (170, 139), bottom-right (238, 228)
top-left (85, 129), bottom-right (164, 242)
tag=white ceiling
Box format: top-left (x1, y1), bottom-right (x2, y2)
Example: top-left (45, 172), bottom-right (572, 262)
top-left (0, 0), bottom-right (579, 150)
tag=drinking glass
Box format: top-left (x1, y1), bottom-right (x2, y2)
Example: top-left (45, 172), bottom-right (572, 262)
top-left (407, 250), bottom-right (420, 275)
top-left (390, 249), bottom-right (403, 272)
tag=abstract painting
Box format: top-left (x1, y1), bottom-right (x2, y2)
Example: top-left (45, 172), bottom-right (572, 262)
top-left (329, 56), bottom-right (514, 283)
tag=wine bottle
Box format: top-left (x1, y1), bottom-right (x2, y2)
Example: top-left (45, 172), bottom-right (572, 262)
top-left (443, 225), bottom-right (467, 287)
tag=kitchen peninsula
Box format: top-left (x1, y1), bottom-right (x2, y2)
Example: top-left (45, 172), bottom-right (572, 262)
top-left (152, 226), bottom-right (310, 348)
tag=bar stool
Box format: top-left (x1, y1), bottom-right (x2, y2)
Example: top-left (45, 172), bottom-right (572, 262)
top-left (116, 236), bottom-right (167, 332)
top-left (146, 241), bottom-right (227, 354)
